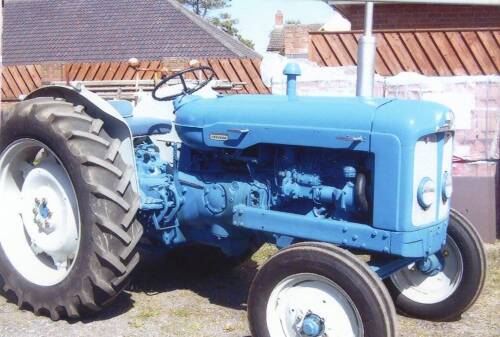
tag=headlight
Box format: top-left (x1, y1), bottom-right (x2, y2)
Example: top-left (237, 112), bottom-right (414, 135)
top-left (417, 177), bottom-right (436, 209)
top-left (442, 171), bottom-right (453, 201)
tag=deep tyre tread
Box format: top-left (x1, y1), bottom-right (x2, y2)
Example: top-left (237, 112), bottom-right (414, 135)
top-left (248, 243), bottom-right (398, 337)
top-left (0, 97), bottom-right (143, 320)
top-left (385, 208), bottom-right (487, 321)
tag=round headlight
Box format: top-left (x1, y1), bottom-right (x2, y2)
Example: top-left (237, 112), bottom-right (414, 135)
top-left (442, 171), bottom-right (453, 201)
top-left (417, 177), bottom-right (436, 209)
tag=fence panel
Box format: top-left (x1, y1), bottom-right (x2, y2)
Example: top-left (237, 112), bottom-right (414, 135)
top-left (1, 58), bottom-right (268, 102)
top-left (309, 28), bottom-right (500, 76)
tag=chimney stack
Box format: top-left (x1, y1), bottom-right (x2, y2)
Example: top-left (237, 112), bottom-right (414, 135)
top-left (275, 10), bottom-right (284, 28)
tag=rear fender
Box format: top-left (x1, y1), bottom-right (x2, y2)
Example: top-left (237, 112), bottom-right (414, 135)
top-left (26, 85), bottom-right (139, 192)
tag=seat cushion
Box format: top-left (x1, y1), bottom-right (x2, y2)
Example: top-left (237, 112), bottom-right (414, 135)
top-left (108, 99), bottom-right (172, 137)
top-left (108, 99), bottom-right (134, 118)
top-left (126, 116), bottom-right (172, 137)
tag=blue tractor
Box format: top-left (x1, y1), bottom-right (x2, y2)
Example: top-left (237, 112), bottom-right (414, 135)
top-left (0, 63), bottom-right (486, 337)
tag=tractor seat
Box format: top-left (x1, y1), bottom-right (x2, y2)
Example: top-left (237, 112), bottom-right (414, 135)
top-left (126, 117), bottom-right (172, 137)
top-left (108, 99), bottom-right (172, 137)
top-left (109, 99), bottom-right (134, 118)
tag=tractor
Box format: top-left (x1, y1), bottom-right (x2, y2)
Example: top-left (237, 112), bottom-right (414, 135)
top-left (0, 61), bottom-right (486, 337)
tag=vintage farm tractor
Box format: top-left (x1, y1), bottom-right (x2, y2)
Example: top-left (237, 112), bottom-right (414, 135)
top-left (0, 5), bottom-right (487, 334)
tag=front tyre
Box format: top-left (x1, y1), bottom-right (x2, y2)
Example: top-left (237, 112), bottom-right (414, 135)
top-left (0, 98), bottom-right (143, 320)
top-left (385, 208), bottom-right (486, 321)
top-left (248, 243), bottom-right (397, 337)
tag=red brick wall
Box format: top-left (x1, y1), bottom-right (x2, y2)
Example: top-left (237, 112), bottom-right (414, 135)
top-left (284, 26), bottom-right (311, 57)
top-left (39, 63), bottom-right (65, 85)
top-left (337, 4), bottom-right (500, 30)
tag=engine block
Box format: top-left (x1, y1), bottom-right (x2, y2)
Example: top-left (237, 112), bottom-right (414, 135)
top-left (135, 138), bottom-right (373, 253)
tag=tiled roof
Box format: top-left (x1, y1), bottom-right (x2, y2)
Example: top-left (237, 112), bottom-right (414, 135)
top-left (267, 28), bottom-right (285, 53)
top-left (309, 28), bottom-right (500, 76)
top-left (2, 0), bottom-right (260, 65)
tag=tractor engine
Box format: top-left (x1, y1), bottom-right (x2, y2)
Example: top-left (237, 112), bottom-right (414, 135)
top-left (135, 137), bottom-right (372, 251)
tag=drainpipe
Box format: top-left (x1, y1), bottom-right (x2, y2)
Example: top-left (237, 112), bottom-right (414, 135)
top-left (356, 1), bottom-right (376, 97)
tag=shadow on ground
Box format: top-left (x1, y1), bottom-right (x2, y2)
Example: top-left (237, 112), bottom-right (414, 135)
top-left (128, 246), bottom-right (259, 311)
top-left (0, 245), bottom-right (259, 323)
top-left (0, 280), bottom-right (135, 324)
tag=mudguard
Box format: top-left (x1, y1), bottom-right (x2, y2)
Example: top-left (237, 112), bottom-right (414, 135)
top-left (25, 84), bottom-right (139, 192)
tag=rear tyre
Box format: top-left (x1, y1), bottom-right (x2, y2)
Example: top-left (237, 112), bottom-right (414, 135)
top-left (0, 98), bottom-right (143, 320)
top-left (385, 208), bottom-right (486, 321)
top-left (248, 243), bottom-right (397, 337)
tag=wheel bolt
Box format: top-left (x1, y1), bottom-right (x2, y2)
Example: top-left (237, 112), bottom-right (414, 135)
top-left (41, 198), bottom-right (47, 205)
top-left (443, 250), bottom-right (449, 257)
top-left (35, 198), bottom-right (40, 205)
top-left (32, 207), bottom-right (37, 214)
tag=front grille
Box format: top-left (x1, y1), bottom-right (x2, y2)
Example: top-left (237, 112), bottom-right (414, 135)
top-left (438, 132), bottom-right (453, 220)
top-left (412, 134), bottom-right (438, 226)
top-left (411, 132), bottom-right (453, 226)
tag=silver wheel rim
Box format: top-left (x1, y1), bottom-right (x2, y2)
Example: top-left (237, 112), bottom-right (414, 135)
top-left (0, 139), bottom-right (81, 286)
top-left (390, 236), bottom-right (463, 304)
top-left (266, 273), bottom-right (364, 337)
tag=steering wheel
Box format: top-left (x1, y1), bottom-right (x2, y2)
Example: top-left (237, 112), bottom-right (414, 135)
top-left (152, 66), bottom-right (215, 101)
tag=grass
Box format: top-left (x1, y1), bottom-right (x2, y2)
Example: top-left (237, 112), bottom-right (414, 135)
top-left (170, 307), bottom-right (190, 318)
top-left (128, 304), bottom-right (160, 328)
top-left (486, 242), bottom-right (500, 284)
top-left (250, 244), bottom-right (277, 265)
top-left (162, 305), bottom-right (212, 336)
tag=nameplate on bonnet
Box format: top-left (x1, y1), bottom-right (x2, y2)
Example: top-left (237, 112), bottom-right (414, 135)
top-left (209, 133), bottom-right (229, 141)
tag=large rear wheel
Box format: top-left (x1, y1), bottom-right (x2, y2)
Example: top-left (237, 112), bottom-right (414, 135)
top-left (0, 97), bottom-right (143, 320)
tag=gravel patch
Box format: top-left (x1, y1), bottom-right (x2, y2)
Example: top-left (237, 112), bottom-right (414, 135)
top-left (0, 242), bottom-right (498, 337)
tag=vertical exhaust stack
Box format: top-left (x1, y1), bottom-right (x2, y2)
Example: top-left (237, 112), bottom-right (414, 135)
top-left (356, 2), bottom-right (376, 98)
top-left (283, 63), bottom-right (302, 99)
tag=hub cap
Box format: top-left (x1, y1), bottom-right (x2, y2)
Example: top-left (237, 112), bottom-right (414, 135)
top-left (266, 273), bottom-right (363, 337)
top-left (390, 236), bottom-right (463, 304)
top-left (0, 139), bottom-right (81, 286)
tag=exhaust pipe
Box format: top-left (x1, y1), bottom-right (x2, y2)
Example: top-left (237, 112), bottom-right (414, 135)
top-left (356, 2), bottom-right (376, 97)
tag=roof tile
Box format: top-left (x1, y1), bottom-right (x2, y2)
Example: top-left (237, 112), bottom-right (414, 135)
top-left (2, 0), bottom-right (260, 65)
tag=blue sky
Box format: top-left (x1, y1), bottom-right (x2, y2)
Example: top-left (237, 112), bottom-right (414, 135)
top-left (213, 0), bottom-right (335, 54)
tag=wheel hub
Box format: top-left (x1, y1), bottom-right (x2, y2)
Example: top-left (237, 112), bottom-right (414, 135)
top-left (266, 273), bottom-right (363, 337)
top-left (32, 197), bottom-right (55, 234)
top-left (20, 161), bottom-right (79, 267)
top-left (416, 254), bottom-right (443, 276)
top-left (300, 312), bottom-right (325, 337)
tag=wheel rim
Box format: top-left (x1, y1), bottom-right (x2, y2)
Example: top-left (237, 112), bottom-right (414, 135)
top-left (390, 235), bottom-right (463, 304)
top-left (266, 273), bottom-right (364, 337)
top-left (0, 139), bottom-right (81, 286)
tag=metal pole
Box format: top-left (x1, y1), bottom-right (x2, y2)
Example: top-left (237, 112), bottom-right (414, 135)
top-left (356, 1), bottom-right (377, 97)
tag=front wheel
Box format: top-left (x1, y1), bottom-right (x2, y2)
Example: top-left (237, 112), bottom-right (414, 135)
top-left (248, 243), bottom-right (397, 337)
top-left (385, 208), bottom-right (486, 321)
